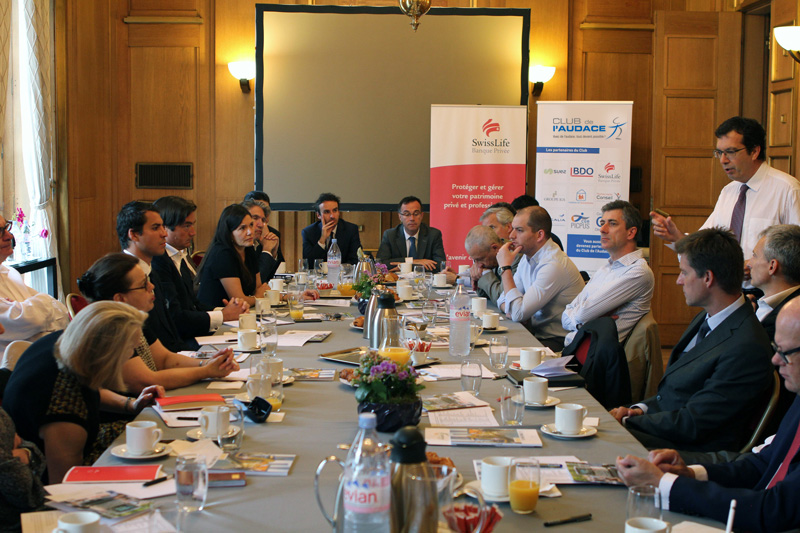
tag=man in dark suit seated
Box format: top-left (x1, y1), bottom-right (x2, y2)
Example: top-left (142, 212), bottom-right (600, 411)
top-left (301, 192), bottom-right (361, 265)
top-left (610, 228), bottom-right (774, 452)
top-left (151, 196), bottom-right (246, 346)
top-left (377, 196), bottom-right (446, 271)
top-left (242, 198), bottom-right (281, 283)
top-left (616, 298), bottom-right (800, 533)
top-left (243, 191), bottom-right (285, 268)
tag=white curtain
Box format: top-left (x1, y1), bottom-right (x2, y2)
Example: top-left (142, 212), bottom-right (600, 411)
top-left (19, 0), bottom-right (58, 293)
top-left (0, 0), bottom-right (10, 170)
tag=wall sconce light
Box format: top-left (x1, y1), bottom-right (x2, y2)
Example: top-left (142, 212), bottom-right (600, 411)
top-left (228, 61), bottom-right (256, 93)
top-left (774, 26), bottom-right (800, 63)
top-left (529, 65), bottom-right (556, 97)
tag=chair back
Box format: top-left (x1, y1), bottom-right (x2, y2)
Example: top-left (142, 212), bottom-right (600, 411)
top-left (191, 250), bottom-right (205, 268)
top-left (67, 292), bottom-right (89, 319)
top-left (622, 311), bottom-right (663, 403)
top-left (1, 340), bottom-right (32, 372)
top-left (739, 371), bottom-right (781, 454)
top-left (574, 336), bottom-right (591, 366)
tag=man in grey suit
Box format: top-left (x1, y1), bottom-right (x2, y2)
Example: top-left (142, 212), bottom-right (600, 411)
top-left (611, 228), bottom-right (774, 452)
top-left (377, 196), bottom-right (446, 271)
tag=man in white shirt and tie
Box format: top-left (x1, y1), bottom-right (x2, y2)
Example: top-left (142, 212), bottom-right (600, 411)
top-left (650, 117), bottom-right (800, 273)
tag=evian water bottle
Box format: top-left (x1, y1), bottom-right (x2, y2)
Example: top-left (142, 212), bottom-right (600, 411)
top-left (342, 413), bottom-right (390, 533)
top-left (327, 238), bottom-right (342, 285)
top-left (449, 283), bottom-right (471, 357)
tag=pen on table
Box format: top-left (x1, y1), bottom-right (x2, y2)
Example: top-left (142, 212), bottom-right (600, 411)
top-left (725, 499), bottom-right (736, 533)
top-left (142, 474), bottom-right (172, 487)
top-left (177, 416), bottom-right (198, 420)
top-left (544, 513), bottom-right (592, 527)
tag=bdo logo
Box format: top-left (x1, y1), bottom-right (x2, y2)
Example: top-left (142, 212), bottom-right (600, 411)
top-left (570, 167), bottom-right (593, 177)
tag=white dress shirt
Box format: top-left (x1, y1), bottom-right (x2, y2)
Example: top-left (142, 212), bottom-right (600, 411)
top-left (496, 239), bottom-right (584, 340)
top-left (0, 263), bottom-right (69, 354)
top-left (756, 285), bottom-right (800, 321)
top-left (165, 244), bottom-right (222, 331)
top-left (562, 249), bottom-right (654, 345)
top-left (700, 163), bottom-right (800, 261)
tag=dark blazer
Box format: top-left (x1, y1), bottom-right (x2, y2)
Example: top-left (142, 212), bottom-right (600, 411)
top-left (670, 396), bottom-right (800, 533)
top-left (151, 253), bottom-right (212, 341)
top-left (255, 243), bottom-right (280, 283)
top-left (376, 224), bottom-right (446, 267)
top-left (146, 268), bottom-right (199, 352)
top-left (267, 225), bottom-right (285, 265)
top-left (626, 303), bottom-right (773, 451)
top-left (301, 219), bottom-right (361, 264)
top-left (761, 286), bottom-right (800, 342)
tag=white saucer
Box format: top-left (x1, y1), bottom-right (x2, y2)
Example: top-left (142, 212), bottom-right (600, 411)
top-left (540, 424), bottom-right (597, 439)
top-left (111, 443), bottom-right (172, 460)
top-left (481, 326), bottom-right (509, 333)
top-left (464, 480), bottom-right (509, 502)
top-left (186, 425), bottom-right (241, 440)
top-left (433, 284), bottom-right (453, 290)
top-left (525, 396), bottom-right (561, 409)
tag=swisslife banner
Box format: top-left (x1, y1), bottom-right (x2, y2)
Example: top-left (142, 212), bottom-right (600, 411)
top-left (430, 105), bottom-right (527, 269)
top-left (535, 101), bottom-right (633, 274)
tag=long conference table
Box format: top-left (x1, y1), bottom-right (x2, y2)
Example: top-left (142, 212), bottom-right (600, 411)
top-left (96, 297), bottom-right (723, 532)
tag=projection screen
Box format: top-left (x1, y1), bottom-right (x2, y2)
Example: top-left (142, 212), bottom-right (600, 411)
top-left (255, 5), bottom-right (530, 210)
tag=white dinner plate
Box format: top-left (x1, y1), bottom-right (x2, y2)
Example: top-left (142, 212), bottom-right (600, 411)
top-left (464, 480), bottom-right (509, 503)
top-left (539, 424), bottom-right (597, 439)
top-left (186, 425), bottom-right (241, 441)
top-left (525, 396), bottom-right (561, 409)
top-left (110, 443), bottom-right (172, 460)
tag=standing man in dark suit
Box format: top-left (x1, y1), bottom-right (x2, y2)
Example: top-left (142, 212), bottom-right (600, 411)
top-left (151, 196), bottom-right (246, 346)
top-left (301, 193), bottom-right (361, 265)
top-left (610, 228), bottom-right (774, 452)
top-left (616, 297), bottom-right (800, 533)
top-left (243, 191), bottom-right (285, 268)
top-left (377, 196), bottom-right (446, 271)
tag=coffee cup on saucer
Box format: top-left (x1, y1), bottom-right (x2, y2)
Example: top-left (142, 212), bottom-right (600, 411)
top-left (239, 314), bottom-right (257, 330)
top-left (238, 329), bottom-right (258, 351)
top-left (199, 405), bottom-right (231, 438)
top-left (397, 285), bottom-right (413, 300)
top-left (480, 456), bottom-right (512, 498)
top-left (400, 263), bottom-right (413, 274)
top-left (482, 312), bottom-right (500, 329)
top-left (53, 511), bottom-right (100, 533)
top-left (265, 290), bottom-right (281, 306)
top-left (433, 273), bottom-right (447, 286)
top-left (523, 376), bottom-right (548, 405)
top-left (125, 421), bottom-right (162, 456)
top-left (625, 518), bottom-right (669, 533)
top-left (519, 347), bottom-right (545, 370)
top-left (555, 403), bottom-right (588, 435)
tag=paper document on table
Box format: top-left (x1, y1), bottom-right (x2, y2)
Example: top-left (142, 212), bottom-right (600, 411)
top-left (425, 427), bottom-right (541, 447)
top-left (419, 364), bottom-right (495, 381)
top-left (153, 404), bottom-right (201, 427)
top-left (671, 522), bottom-right (724, 532)
top-left (532, 356), bottom-right (575, 377)
top-left (472, 456), bottom-right (580, 494)
top-left (422, 391), bottom-right (489, 412)
top-left (207, 381), bottom-right (243, 390)
top-left (219, 367), bottom-right (252, 381)
top-left (311, 299), bottom-right (352, 307)
top-left (46, 480), bottom-right (176, 500)
top-left (196, 333), bottom-right (237, 345)
top-left (428, 406), bottom-right (498, 427)
top-left (279, 331), bottom-right (323, 346)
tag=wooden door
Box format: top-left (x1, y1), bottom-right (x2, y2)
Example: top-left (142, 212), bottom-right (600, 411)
top-left (650, 11), bottom-right (742, 345)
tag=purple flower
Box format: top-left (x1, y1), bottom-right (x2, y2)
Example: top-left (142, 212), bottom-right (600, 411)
top-left (15, 208), bottom-right (24, 225)
top-left (39, 228), bottom-right (49, 239)
top-left (398, 371), bottom-right (408, 380)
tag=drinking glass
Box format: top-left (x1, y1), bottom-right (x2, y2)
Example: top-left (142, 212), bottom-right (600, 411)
top-left (460, 359), bottom-right (482, 396)
top-left (288, 293), bottom-right (304, 321)
top-left (314, 259), bottom-right (325, 278)
top-left (259, 319), bottom-right (278, 357)
top-left (175, 454), bottom-right (208, 512)
top-left (422, 272), bottom-right (433, 300)
top-left (217, 400), bottom-right (244, 454)
top-left (626, 485), bottom-right (662, 521)
top-left (468, 320), bottom-right (484, 353)
top-left (422, 301), bottom-right (438, 330)
top-left (508, 459), bottom-right (540, 514)
top-left (488, 337), bottom-right (509, 369)
top-left (500, 384), bottom-right (525, 426)
top-left (266, 357), bottom-right (284, 411)
top-left (297, 258), bottom-right (308, 273)
top-left (250, 353), bottom-right (269, 375)
top-left (148, 501), bottom-right (185, 533)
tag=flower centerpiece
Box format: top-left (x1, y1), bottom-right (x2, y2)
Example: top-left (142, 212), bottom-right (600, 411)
top-left (352, 262), bottom-right (390, 300)
top-left (353, 351), bottom-right (424, 432)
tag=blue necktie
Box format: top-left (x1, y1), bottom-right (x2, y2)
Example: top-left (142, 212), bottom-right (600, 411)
top-left (409, 236), bottom-right (417, 259)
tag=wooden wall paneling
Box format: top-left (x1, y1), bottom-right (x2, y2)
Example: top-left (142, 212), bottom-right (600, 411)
top-left (650, 10), bottom-right (741, 345)
top-left (770, 0), bottom-right (798, 178)
top-left (769, 155), bottom-right (792, 174)
top-left (584, 0), bottom-right (652, 23)
top-left (769, 86), bottom-right (794, 147)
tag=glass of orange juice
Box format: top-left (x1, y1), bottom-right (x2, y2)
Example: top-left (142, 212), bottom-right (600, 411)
top-left (508, 459), bottom-right (539, 514)
top-left (288, 293), bottom-right (304, 320)
top-left (378, 346), bottom-right (411, 366)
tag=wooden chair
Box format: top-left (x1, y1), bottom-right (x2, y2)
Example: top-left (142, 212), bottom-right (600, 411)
top-left (191, 250), bottom-right (205, 268)
top-left (67, 292), bottom-right (89, 319)
top-left (739, 371), bottom-right (781, 454)
top-left (622, 311), bottom-right (663, 403)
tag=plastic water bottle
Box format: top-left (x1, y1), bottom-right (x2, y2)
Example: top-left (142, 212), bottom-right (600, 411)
top-left (449, 283), bottom-right (471, 357)
top-left (328, 238), bottom-right (342, 285)
top-left (342, 413), bottom-right (390, 533)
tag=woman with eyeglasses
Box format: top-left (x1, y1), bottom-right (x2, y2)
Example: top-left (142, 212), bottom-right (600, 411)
top-left (0, 215), bottom-right (69, 357)
top-left (78, 253), bottom-right (238, 393)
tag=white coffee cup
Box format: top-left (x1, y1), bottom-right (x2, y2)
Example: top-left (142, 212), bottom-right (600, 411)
top-left (458, 264), bottom-right (470, 274)
top-left (397, 285), bottom-right (413, 300)
top-left (482, 312), bottom-right (500, 329)
top-left (237, 329), bottom-right (258, 351)
top-left (523, 376), bottom-right (548, 405)
top-left (405, 257), bottom-right (414, 264)
top-left (246, 373), bottom-right (271, 401)
top-left (239, 314), bottom-right (257, 330)
top-left (400, 262), bottom-right (413, 274)
top-left (519, 347), bottom-right (545, 370)
top-left (480, 456), bottom-right (513, 498)
top-left (125, 421), bottom-right (162, 456)
top-left (471, 297), bottom-right (487, 317)
top-left (255, 297), bottom-right (270, 315)
top-left (555, 403), bottom-right (588, 435)
top-left (54, 511), bottom-right (100, 533)
top-left (411, 351), bottom-right (427, 366)
top-left (397, 279), bottom-right (411, 289)
top-left (268, 279), bottom-right (284, 292)
top-left (199, 405), bottom-right (230, 438)
top-left (433, 273), bottom-right (447, 286)
top-left (295, 271), bottom-right (309, 284)
top-left (265, 289), bottom-right (281, 305)
top-left (625, 518), bottom-right (669, 533)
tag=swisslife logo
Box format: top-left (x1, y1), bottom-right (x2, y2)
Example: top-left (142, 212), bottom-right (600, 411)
top-left (482, 119), bottom-right (500, 137)
top-left (604, 162), bottom-right (615, 172)
top-left (472, 118), bottom-right (511, 151)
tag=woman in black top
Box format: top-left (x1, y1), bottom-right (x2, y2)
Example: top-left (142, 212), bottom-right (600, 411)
top-left (196, 204), bottom-right (269, 308)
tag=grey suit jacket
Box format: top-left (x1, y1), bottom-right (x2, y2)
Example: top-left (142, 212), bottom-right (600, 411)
top-left (376, 224), bottom-right (446, 267)
top-left (476, 254), bottom-right (522, 305)
top-left (626, 303), bottom-right (773, 452)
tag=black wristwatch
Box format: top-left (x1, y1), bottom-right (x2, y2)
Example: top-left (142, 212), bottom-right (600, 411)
top-left (499, 265), bottom-right (512, 274)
